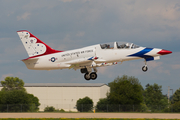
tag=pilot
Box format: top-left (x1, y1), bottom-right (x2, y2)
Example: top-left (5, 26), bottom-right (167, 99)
top-left (126, 43), bottom-right (129, 48)
top-left (121, 44), bottom-right (126, 48)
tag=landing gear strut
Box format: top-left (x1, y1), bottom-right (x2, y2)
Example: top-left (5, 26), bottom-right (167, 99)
top-left (142, 60), bottom-right (148, 72)
top-left (81, 68), bottom-right (98, 81)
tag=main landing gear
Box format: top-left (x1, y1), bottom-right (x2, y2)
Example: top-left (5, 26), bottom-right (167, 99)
top-left (142, 60), bottom-right (148, 72)
top-left (84, 72), bottom-right (97, 80)
top-left (81, 68), bottom-right (98, 81)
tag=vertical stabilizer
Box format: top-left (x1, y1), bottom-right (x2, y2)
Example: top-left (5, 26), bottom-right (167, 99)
top-left (17, 30), bottom-right (62, 57)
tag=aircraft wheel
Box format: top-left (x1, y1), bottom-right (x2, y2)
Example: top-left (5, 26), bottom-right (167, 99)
top-left (84, 73), bottom-right (91, 80)
top-left (90, 72), bottom-right (97, 80)
top-left (142, 66), bottom-right (148, 72)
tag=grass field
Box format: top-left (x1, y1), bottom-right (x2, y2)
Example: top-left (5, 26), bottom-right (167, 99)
top-left (0, 118), bottom-right (180, 120)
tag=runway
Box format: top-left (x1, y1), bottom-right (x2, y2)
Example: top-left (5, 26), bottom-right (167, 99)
top-left (1, 113), bottom-right (180, 119)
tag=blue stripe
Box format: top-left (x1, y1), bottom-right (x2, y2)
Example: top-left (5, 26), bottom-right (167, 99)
top-left (128, 48), bottom-right (154, 61)
top-left (88, 57), bottom-right (93, 60)
top-left (146, 57), bottom-right (154, 61)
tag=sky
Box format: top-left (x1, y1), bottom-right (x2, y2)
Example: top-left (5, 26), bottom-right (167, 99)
top-left (0, 0), bottom-right (180, 95)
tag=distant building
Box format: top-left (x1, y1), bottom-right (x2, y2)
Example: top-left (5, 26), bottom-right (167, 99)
top-left (0, 83), bottom-right (110, 111)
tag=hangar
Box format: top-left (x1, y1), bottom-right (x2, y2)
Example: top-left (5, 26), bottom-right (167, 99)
top-left (0, 83), bottom-right (110, 111)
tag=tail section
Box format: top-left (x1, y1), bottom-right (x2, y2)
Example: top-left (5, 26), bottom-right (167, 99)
top-left (17, 30), bottom-right (63, 57)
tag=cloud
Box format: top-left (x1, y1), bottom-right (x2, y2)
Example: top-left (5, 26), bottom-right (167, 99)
top-left (171, 64), bottom-right (180, 70)
top-left (98, 65), bottom-right (123, 78)
top-left (98, 67), bottom-right (108, 74)
top-left (0, 74), bottom-right (13, 81)
top-left (157, 67), bottom-right (171, 75)
top-left (0, 72), bottom-right (25, 82)
top-left (57, 44), bottom-right (68, 51)
top-left (4, 45), bottom-right (24, 55)
top-left (148, 61), bottom-right (163, 69)
top-left (61, 0), bottom-right (72, 2)
top-left (76, 31), bottom-right (85, 37)
top-left (7, 11), bottom-right (14, 17)
top-left (0, 37), bottom-right (10, 41)
top-left (17, 12), bottom-right (31, 21)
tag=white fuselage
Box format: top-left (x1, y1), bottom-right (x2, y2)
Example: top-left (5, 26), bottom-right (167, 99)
top-left (23, 44), bottom-right (161, 70)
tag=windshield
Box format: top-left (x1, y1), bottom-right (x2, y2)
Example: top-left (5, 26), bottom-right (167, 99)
top-left (100, 42), bottom-right (114, 49)
top-left (116, 42), bottom-right (140, 49)
top-left (100, 42), bottom-right (140, 49)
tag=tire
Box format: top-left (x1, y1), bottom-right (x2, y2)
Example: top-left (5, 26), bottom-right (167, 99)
top-left (84, 73), bottom-right (91, 80)
top-left (142, 66), bottom-right (148, 72)
top-left (90, 72), bottom-right (97, 80)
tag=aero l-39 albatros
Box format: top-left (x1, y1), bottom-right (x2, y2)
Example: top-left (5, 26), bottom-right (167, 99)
top-left (17, 30), bottom-right (172, 80)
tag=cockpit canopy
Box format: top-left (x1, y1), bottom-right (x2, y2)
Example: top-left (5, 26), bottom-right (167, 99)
top-left (100, 42), bottom-right (140, 49)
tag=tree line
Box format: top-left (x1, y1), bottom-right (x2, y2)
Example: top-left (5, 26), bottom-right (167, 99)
top-left (0, 77), bottom-right (40, 112)
top-left (76, 75), bottom-right (180, 112)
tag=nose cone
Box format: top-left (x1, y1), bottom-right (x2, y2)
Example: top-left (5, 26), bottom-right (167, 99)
top-left (157, 49), bottom-right (172, 55)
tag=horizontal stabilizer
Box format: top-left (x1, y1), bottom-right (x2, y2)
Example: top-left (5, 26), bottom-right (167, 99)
top-left (21, 57), bottom-right (39, 61)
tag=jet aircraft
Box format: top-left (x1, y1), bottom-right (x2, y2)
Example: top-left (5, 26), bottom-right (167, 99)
top-left (17, 30), bottom-right (172, 80)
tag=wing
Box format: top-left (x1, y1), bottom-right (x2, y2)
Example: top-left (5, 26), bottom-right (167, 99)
top-left (65, 56), bottom-right (117, 70)
top-left (64, 56), bottom-right (105, 69)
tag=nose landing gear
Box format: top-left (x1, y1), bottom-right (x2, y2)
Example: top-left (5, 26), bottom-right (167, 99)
top-left (142, 60), bottom-right (148, 72)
